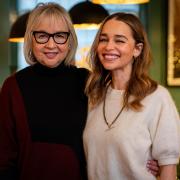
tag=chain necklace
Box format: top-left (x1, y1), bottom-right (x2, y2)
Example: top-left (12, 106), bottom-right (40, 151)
top-left (103, 85), bottom-right (125, 131)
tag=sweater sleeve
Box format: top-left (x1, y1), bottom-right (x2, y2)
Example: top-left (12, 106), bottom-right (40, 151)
top-left (150, 87), bottom-right (180, 166)
top-left (0, 76), bottom-right (19, 179)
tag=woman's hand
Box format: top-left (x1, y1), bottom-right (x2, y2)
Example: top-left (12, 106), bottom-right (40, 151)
top-left (147, 160), bottom-right (160, 177)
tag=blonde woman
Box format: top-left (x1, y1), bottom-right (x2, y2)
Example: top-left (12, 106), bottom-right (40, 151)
top-left (0, 3), bottom-right (88, 180)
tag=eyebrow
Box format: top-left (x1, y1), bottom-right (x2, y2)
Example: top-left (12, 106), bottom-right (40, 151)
top-left (100, 33), bottom-right (128, 40)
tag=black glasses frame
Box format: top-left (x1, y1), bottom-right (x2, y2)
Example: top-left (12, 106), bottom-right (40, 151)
top-left (32, 31), bottom-right (70, 44)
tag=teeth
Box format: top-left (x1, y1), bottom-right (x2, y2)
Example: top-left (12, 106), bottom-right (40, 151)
top-left (104, 54), bottom-right (119, 60)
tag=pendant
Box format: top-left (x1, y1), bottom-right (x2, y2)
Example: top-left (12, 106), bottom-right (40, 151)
top-left (103, 85), bottom-right (125, 132)
top-left (105, 126), bottom-right (115, 131)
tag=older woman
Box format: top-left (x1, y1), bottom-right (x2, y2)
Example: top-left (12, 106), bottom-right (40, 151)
top-left (0, 3), bottom-right (88, 180)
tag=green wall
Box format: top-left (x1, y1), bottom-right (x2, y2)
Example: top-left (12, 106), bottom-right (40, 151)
top-left (0, 0), bottom-right (10, 86)
top-left (147, 0), bottom-right (180, 112)
top-left (0, 0), bottom-right (18, 86)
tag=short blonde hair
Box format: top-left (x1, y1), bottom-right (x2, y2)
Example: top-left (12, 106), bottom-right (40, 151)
top-left (24, 3), bottom-right (77, 66)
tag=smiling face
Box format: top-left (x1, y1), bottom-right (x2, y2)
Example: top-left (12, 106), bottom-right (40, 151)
top-left (32, 16), bottom-right (69, 68)
top-left (97, 18), bottom-right (142, 75)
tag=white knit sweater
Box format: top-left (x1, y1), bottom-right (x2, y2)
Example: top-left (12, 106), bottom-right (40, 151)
top-left (83, 85), bottom-right (180, 180)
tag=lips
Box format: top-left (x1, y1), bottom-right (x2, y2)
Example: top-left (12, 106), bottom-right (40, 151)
top-left (44, 52), bottom-right (58, 59)
top-left (103, 53), bottom-right (120, 60)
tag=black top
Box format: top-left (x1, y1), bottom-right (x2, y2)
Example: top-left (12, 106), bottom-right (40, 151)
top-left (0, 62), bottom-right (88, 180)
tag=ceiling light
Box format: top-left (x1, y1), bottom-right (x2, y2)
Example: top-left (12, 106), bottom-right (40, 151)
top-left (69, 1), bottom-right (109, 29)
top-left (9, 12), bottom-right (30, 42)
top-left (92, 0), bottom-right (150, 4)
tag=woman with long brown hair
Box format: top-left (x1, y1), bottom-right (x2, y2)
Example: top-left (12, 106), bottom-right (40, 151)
top-left (83, 12), bottom-right (180, 180)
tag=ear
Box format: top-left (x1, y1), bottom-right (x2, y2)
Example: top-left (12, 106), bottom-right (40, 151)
top-left (68, 44), bottom-right (71, 49)
top-left (133, 43), bottom-right (143, 58)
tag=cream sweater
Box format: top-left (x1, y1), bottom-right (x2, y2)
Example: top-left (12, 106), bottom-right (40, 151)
top-left (83, 85), bottom-right (180, 180)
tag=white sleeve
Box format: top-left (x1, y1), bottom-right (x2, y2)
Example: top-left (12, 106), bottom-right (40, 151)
top-left (150, 87), bottom-right (180, 166)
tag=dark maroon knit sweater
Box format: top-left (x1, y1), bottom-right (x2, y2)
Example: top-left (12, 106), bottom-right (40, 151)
top-left (0, 62), bottom-right (88, 180)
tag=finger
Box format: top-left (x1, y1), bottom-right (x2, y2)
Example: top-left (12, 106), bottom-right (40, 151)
top-left (146, 160), bottom-right (160, 177)
top-left (149, 170), bottom-right (158, 176)
top-left (148, 160), bottom-right (158, 166)
top-left (146, 161), bottom-right (159, 171)
top-left (147, 166), bottom-right (159, 177)
top-left (147, 164), bottom-right (159, 171)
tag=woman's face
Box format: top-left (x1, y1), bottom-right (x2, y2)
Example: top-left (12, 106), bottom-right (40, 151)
top-left (32, 16), bottom-right (69, 68)
top-left (97, 18), bottom-right (142, 74)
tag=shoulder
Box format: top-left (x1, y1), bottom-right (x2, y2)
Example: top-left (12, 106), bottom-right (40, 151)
top-left (142, 85), bottom-right (176, 106)
top-left (69, 65), bottom-right (89, 76)
top-left (0, 74), bottom-right (17, 95)
top-left (1, 66), bottom-right (32, 92)
top-left (77, 67), bottom-right (90, 74)
top-left (68, 65), bottom-right (89, 83)
top-left (16, 66), bottom-right (32, 77)
top-left (145, 85), bottom-right (171, 99)
top-left (151, 85), bottom-right (173, 100)
top-left (77, 67), bottom-right (89, 81)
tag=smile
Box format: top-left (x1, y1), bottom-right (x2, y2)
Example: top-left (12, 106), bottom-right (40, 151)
top-left (103, 54), bottom-right (120, 60)
top-left (44, 52), bottom-right (58, 58)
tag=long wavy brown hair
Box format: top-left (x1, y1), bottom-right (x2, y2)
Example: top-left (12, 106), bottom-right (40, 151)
top-left (85, 12), bottom-right (157, 111)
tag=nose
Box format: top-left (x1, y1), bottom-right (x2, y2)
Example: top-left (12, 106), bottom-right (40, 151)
top-left (104, 40), bottom-right (114, 50)
top-left (45, 37), bottom-right (56, 48)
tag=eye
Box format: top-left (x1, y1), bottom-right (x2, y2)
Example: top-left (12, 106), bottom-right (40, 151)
top-left (99, 37), bottom-right (108, 42)
top-left (99, 34), bottom-right (108, 42)
top-left (55, 33), bottom-right (67, 39)
top-left (115, 39), bottom-right (125, 43)
top-left (37, 33), bottom-right (48, 39)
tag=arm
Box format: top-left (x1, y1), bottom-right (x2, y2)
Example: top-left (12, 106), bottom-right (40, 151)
top-left (0, 77), bottom-right (18, 179)
top-left (150, 88), bottom-right (180, 178)
top-left (159, 164), bottom-right (176, 180)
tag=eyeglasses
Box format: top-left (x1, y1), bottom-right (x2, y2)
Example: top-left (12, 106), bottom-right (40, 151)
top-left (33, 31), bottom-right (70, 44)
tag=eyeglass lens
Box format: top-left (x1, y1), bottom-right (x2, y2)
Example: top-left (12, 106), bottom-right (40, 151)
top-left (33, 31), bottom-right (70, 44)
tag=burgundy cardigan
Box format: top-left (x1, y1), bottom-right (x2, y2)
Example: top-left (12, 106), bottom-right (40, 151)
top-left (0, 63), bottom-right (88, 180)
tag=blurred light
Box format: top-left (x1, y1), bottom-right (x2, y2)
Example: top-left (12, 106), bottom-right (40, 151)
top-left (9, 12), bottom-right (30, 43)
top-left (92, 0), bottom-right (150, 4)
top-left (69, 1), bottom-right (109, 29)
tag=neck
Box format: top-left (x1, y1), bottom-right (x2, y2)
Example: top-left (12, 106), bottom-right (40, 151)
top-left (111, 72), bottom-right (130, 90)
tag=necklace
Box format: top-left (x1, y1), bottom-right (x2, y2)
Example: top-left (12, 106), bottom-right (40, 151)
top-left (103, 86), bottom-right (125, 131)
